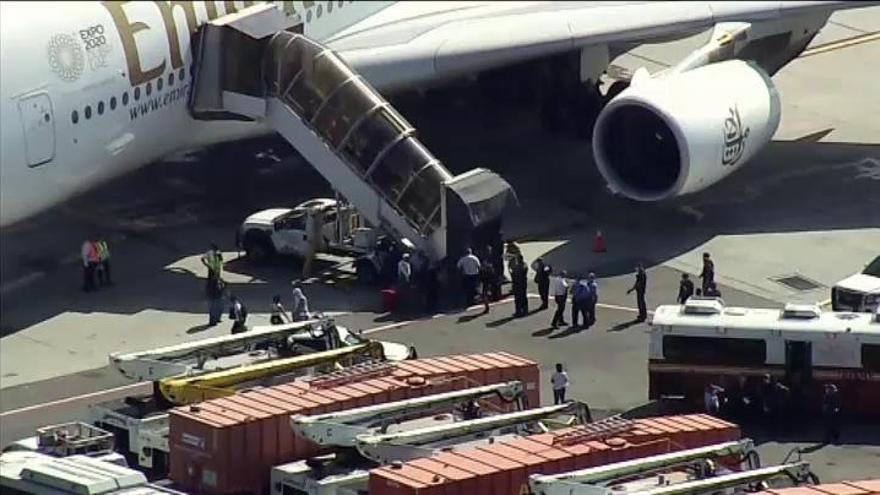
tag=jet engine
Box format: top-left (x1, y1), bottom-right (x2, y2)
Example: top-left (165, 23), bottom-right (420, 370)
top-left (592, 59), bottom-right (781, 201)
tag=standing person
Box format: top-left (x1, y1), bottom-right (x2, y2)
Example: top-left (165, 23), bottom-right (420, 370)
top-left (291, 281), bottom-right (311, 322)
top-left (484, 246), bottom-right (502, 302)
top-left (201, 244), bottom-right (224, 283)
top-left (456, 248), bottom-right (481, 307)
top-left (704, 383), bottom-right (725, 416)
top-left (96, 239), bottom-right (112, 286)
top-left (206, 276), bottom-right (225, 326)
top-left (229, 294), bottom-right (248, 334)
top-left (571, 277), bottom-right (588, 329)
top-left (551, 363), bottom-right (570, 405)
top-left (627, 263), bottom-right (647, 322)
top-left (81, 238), bottom-right (99, 292)
top-left (549, 270), bottom-right (569, 328)
top-left (700, 252), bottom-right (715, 292)
top-left (585, 272), bottom-right (599, 328)
top-left (822, 384), bottom-right (842, 444)
top-left (511, 255), bottom-right (529, 317)
top-left (678, 273), bottom-right (695, 304)
top-left (397, 253), bottom-right (412, 310)
top-left (270, 295), bottom-right (291, 325)
top-left (479, 257), bottom-right (497, 314)
top-left (531, 257), bottom-right (552, 310)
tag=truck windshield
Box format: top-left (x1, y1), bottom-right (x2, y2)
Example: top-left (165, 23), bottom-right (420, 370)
top-left (863, 256), bottom-right (880, 277)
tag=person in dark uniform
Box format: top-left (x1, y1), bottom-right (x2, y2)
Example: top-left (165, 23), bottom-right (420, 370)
top-left (479, 257), bottom-right (497, 314)
top-left (531, 257), bottom-right (552, 310)
top-left (700, 252), bottom-right (715, 293)
top-left (678, 273), bottom-right (695, 303)
top-left (822, 384), bottom-right (842, 444)
top-left (627, 263), bottom-right (648, 322)
top-left (511, 255), bottom-right (529, 317)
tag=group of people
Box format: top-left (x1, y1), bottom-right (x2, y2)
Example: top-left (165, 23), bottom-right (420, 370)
top-left (455, 241), bottom-right (537, 318)
top-left (703, 374), bottom-right (843, 444)
top-left (677, 253), bottom-right (721, 303)
top-left (394, 249), bottom-right (440, 313)
top-left (200, 242), bottom-right (312, 334)
top-left (81, 237), bottom-right (112, 292)
top-left (548, 270), bottom-right (600, 329)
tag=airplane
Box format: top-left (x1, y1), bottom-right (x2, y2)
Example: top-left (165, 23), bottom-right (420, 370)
top-left (1, 1), bottom-right (875, 229)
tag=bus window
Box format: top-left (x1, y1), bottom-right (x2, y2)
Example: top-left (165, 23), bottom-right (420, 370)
top-left (662, 335), bottom-right (766, 366)
top-left (862, 343), bottom-right (880, 372)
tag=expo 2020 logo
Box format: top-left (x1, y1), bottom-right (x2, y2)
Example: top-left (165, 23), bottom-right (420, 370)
top-left (47, 33), bottom-right (85, 82)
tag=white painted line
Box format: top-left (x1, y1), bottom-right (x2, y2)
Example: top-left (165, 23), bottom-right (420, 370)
top-left (0, 271), bottom-right (46, 296)
top-left (0, 382), bottom-right (150, 418)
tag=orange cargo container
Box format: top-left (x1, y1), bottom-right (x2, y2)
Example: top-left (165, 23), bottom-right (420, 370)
top-left (369, 414), bottom-right (741, 495)
top-left (169, 352), bottom-right (540, 495)
top-left (753, 480), bottom-right (880, 495)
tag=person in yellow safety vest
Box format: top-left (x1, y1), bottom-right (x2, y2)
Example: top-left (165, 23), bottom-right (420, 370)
top-left (96, 239), bottom-right (112, 286)
top-left (200, 243), bottom-right (224, 282)
top-left (81, 238), bottom-right (100, 292)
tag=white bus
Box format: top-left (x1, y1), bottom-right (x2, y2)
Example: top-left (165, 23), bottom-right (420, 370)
top-left (649, 298), bottom-right (880, 415)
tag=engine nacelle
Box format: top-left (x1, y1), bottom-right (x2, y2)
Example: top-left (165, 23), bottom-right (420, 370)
top-left (592, 60), bottom-right (781, 201)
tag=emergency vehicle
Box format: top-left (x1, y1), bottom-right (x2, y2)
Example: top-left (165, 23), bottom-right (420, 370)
top-left (649, 298), bottom-right (880, 415)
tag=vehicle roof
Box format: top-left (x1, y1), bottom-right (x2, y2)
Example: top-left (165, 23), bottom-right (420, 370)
top-left (651, 303), bottom-right (880, 340)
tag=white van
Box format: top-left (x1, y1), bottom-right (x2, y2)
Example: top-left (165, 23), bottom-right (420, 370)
top-left (832, 255), bottom-right (880, 312)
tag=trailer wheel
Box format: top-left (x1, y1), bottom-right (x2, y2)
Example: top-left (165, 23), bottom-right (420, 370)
top-left (243, 231), bottom-right (275, 264)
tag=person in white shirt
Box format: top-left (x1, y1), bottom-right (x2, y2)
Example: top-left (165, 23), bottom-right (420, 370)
top-left (549, 270), bottom-right (569, 328)
top-left (291, 281), bottom-right (310, 322)
top-left (551, 363), bottom-right (570, 404)
top-left (456, 248), bottom-right (482, 306)
top-left (397, 253), bottom-right (412, 284)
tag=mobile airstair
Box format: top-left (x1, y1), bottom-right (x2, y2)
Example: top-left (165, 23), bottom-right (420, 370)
top-left (189, 5), bottom-right (515, 262)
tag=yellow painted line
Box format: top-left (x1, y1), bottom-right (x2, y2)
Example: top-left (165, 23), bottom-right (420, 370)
top-left (799, 31), bottom-right (880, 58)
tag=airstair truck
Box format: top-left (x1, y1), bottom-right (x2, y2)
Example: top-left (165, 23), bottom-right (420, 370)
top-left (190, 4), bottom-right (516, 274)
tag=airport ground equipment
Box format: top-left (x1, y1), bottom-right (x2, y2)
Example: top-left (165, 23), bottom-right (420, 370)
top-left (191, 4), bottom-right (515, 270)
top-left (92, 321), bottom-right (407, 474)
top-left (109, 317), bottom-right (339, 381)
top-left (273, 397), bottom-right (589, 495)
top-left (528, 440), bottom-right (814, 495)
top-left (0, 450), bottom-right (185, 494)
top-left (291, 381), bottom-right (527, 448)
top-left (158, 341), bottom-right (385, 405)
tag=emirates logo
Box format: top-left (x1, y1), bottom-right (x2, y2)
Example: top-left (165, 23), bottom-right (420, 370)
top-left (721, 106), bottom-right (750, 166)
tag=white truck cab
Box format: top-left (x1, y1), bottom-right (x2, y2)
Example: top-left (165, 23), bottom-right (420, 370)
top-left (238, 198), bottom-right (359, 262)
top-left (832, 255), bottom-right (880, 313)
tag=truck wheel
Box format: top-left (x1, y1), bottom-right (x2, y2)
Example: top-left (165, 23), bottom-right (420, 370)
top-left (243, 234), bottom-right (274, 264)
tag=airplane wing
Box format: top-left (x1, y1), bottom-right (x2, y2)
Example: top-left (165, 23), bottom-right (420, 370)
top-left (328, 1), bottom-right (871, 90)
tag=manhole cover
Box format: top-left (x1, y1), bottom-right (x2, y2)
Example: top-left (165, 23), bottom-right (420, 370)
top-left (772, 274), bottom-right (824, 292)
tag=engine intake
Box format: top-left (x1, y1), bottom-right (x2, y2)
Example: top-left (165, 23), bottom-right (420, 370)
top-left (593, 60), bottom-right (781, 201)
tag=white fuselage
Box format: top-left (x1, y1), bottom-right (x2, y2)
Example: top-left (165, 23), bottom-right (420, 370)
top-left (0, 1), bottom-right (397, 228)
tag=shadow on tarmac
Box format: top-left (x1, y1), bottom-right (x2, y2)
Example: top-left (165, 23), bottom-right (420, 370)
top-left (2, 88), bottom-right (879, 335)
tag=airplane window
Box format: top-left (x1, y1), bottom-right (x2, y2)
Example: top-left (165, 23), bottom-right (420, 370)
top-left (97, 101), bottom-right (104, 115)
top-left (157, 77), bottom-right (164, 91)
top-left (134, 87), bottom-right (141, 101)
top-left (179, 68), bottom-right (185, 81)
top-left (306, 10), bottom-right (312, 22)
top-left (168, 72), bottom-right (175, 86)
top-left (122, 92), bottom-right (129, 106)
top-left (71, 110), bottom-right (78, 124)
top-left (337, 0), bottom-right (344, 7)
top-left (146, 82), bottom-right (152, 96)
top-left (327, 2), bottom-right (333, 13)
top-left (110, 97), bottom-right (117, 110)
top-left (84, 105), bottom-right (92, 119)
top-left (316, 4), bottom-right (322, 17)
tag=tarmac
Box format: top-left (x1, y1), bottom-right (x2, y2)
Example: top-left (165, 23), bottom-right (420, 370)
top-left (1, 8), bottom-right (879, 483)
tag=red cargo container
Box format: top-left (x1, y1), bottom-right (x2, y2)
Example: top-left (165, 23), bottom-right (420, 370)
top-left (369, 414), bottom-right (741, 495)
top-left (170, 352), bottom-right (541, 495)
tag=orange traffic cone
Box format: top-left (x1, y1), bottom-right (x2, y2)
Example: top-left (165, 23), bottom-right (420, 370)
top-left (593, 230), bottom-right (607, 253)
